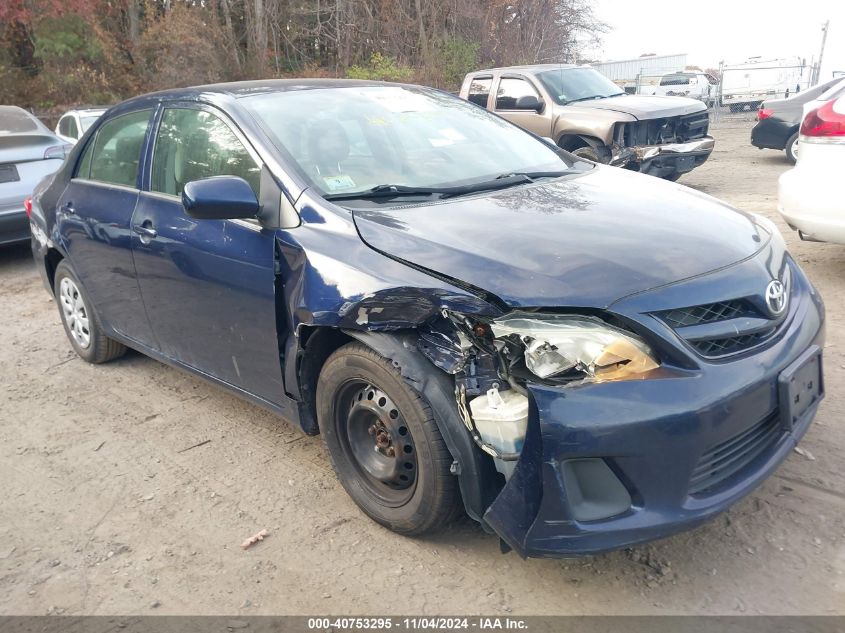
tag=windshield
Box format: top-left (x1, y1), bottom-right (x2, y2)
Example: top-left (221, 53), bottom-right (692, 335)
top-left (80, 115), bottom-right (102, 133)
top-left (242, 86), bottom-right (574, 199)
top-left (536, 68), bottom-right (625, 105)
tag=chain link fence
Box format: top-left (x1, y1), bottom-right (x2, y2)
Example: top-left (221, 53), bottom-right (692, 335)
top-left (617, 63), bottom-right (816, 123)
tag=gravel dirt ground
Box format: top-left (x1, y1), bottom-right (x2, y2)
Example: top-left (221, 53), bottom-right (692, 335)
top-left (1, 120), bottom-right (844, 616)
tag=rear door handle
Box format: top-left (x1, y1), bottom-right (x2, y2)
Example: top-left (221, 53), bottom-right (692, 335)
top-left (60, 201), bottom-right (75, 214)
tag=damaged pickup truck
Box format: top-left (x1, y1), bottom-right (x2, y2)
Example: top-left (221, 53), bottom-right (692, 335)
top-left (460, 64), bottom-right (714, 181)
top-left (30, 80), bottom-right (824, 557)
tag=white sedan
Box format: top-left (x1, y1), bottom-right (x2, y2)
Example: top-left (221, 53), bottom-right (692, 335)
top-left (778, 86), bottom-right (845, 243)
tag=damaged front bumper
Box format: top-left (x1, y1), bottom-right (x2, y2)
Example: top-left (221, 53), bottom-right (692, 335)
top-left (611, 137), bottom-right (715, 178)
top-left (482, 269), bottom-right (823, 558)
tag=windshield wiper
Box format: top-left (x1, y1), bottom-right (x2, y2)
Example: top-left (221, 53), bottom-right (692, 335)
top-left (323, 184), bottom-right (446, 201)
top-left (323, 171), bottom-right (570, 202)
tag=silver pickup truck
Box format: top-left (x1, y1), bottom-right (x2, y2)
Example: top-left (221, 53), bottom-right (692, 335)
top-left (459, 64), bottom-right (715, 181)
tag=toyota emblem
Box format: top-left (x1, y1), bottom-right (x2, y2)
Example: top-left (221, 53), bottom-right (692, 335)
top-left (765, 280), bottom-right (787, 316)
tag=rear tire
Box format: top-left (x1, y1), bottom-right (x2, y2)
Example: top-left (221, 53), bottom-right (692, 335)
top-left (785, 132), bottom-right (799, 164)
top-left (316, 342), bottom-right (460, 535)
top-left (54, 260), bottom-right (126, 364)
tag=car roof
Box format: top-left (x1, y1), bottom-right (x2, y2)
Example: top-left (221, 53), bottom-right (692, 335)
top-left (467, 64), bottom-right (580, 75)
top-left (114, 78), bottom-right (405, 109)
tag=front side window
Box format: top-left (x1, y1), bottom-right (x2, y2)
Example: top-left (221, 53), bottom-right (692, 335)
top-left (243, 86), bottom-right (576, 200)
top-left (467, 76), bottom-right (492, 107)
top-left (151, 108), bottom-right (260, 197)
top-left (79, 110), bottom-right (151, 187)
top-left (495, 77), bottom-right (540, 110)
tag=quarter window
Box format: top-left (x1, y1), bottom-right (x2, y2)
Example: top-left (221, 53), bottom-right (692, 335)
top-left (80, 110), bottom-right (152, 187)
top-left (151, 108), bottom-right (260, 197)
top-left (467, 76), bottom-right (492, 107)
top-left (495, 77), bottom-right (540, 110)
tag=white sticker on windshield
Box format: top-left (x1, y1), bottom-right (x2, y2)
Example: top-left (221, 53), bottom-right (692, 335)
top-left (429, 127), bottom-right (467, 146)
top-left (322, 175), bottom-right (356, 191)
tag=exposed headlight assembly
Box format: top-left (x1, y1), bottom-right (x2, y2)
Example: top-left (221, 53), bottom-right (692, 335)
top-left (491, 314), bottom-right (658, 383)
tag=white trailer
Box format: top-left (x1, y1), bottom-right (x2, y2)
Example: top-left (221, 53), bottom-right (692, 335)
top-left (720, 57), bottom-right (810, 111)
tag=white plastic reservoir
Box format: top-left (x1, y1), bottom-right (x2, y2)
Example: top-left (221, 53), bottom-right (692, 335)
top-left (469, 388), bottom-right (529, 480)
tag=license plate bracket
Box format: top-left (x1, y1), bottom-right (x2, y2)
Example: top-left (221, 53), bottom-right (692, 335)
top-left (778, 346), bottom-right (823, 431)
top-left (672, 155), bottom-right (695, 173)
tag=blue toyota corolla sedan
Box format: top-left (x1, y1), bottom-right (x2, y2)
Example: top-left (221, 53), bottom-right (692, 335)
top-left (28, 80), bottom-right (824, 557)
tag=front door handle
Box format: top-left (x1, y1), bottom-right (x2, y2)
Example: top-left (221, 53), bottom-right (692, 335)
top-left (132, 222), bottom-right (157, 242)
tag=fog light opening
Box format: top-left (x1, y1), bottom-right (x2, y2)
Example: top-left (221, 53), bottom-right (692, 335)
top-left (561, 458), bottom-right (632, 522)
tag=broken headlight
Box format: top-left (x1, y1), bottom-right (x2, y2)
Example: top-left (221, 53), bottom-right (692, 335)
top-left (490, 314), bottom-right (658, 383)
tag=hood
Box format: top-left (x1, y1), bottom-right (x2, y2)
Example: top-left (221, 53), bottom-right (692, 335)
top-left (351, 167), bottom-right (771, 308)
top-left (566, 94), bottom-right (706, 120)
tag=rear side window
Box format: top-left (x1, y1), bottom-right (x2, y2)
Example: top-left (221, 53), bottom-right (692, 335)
top-left (151, 108), bottom-right (260, 197)
top-left (495, 77), bottom-right (540, 110)
top-left (467, 76), bottom-right (492, 107)
top-left (0, 107), bottom-right (39, 133)
top-left (79, 110), bottom-right (151, 187)
top-left (660, 74), bottom-right (692, 86)
top-left (60, 116), bottom-right (79, 139)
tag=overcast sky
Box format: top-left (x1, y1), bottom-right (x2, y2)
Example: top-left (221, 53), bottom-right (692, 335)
top-left (586, 0), bottom-right (844, 80)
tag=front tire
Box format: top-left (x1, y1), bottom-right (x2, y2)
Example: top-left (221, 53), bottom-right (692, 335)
top-left (54, 260), bottom-right (126, 364)
top-left (316, 342), bottom-right (460, 535)
top-left (570, 144), bottom-right (609, 163)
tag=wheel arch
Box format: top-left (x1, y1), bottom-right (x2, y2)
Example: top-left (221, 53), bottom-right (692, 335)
top-left (44, 247), bottom-right (65, 295)
top-left (338, 329), bottom-right (500, 525)
top-left (556, 133), bottom-right (604, 152)
top-left (293, 325), bottom-right (354, 435)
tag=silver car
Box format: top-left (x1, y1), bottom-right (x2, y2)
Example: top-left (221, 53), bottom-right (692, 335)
top-left (0, 106), bottom-right (70, 245)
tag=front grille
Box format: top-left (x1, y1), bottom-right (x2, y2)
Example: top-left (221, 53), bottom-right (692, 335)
top-left (661, 300), bottom-right (745, 328)
top-left (655, 292), bottom-right (786, 359)
top-left (623, 111), bottom-right (710, 146)
top-left (689, 329), bottom-right (776, 357)
top-left (689, 410), bottom-right (783, 495)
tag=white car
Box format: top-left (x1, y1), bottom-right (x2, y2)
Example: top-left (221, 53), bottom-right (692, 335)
top-left (54, 108), bottom-right (107, 144)
top-left (651, 72), bottom-right (715, 104)
top-left (778, 88), bottom-right (845, 243)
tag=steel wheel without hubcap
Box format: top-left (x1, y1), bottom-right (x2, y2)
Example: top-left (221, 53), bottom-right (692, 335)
top-left (59, 277), bottom-right (91, 349)
top-left (338, 382), bottom-right (418, 506)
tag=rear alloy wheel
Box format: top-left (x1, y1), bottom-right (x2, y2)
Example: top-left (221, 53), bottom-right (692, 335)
top-left (54, 260), bottom-right (126, 364)
top-left (785, 132), bottom-right (799, 164)
top-left (316, 342), bottom-right (459, 535)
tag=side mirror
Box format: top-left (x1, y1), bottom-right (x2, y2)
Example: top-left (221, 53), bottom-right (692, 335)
top-left (514, 95), bottom-right (543, 112)
top-left (182, 176), bottom-right (259, 221)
